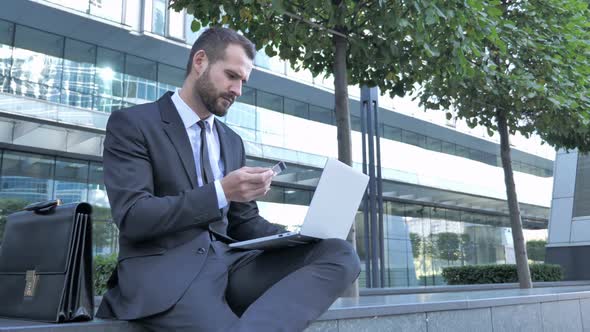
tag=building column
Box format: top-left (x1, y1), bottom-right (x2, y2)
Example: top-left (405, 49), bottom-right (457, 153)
top-left (546, 149), bottom-right (590, 279)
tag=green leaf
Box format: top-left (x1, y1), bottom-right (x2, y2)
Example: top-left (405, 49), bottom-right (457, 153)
top-left (190, 19), bottom-right (201, 32)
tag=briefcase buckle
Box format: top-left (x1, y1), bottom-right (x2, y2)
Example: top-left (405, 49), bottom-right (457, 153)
top-left (24, 270), bottom-right (39, 297)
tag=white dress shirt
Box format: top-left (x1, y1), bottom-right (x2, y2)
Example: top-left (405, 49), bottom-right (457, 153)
top-left (171, 91), bottom-right (228, 209)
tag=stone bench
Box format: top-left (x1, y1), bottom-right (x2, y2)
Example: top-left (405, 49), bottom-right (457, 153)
top-left (4, 284), bottom-right (590, 331)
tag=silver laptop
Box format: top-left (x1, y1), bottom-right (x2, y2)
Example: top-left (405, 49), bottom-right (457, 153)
top-left (229, 158), bottom-right (369, 250)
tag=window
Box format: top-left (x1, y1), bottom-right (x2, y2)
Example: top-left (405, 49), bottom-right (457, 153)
top-left (284, 98), bottom-right (309, 119)
top-left (309, 105), bottom-right (333, 125)
top-left (152, 0), bottom-right (167, 36)
top-left (124, 55), bottom-right (157, 103)
top-left (157, 64), bottom-right (184, 96)
top-left (403, 131), bottom-right (426, 148)
top-left (426, 137), bottom-right (442, 152)
top-left (168, 7), bottom-right (185, 39)
top-left (257, 90), bottom-right (283, 113)
top-left (239, 86), bottom-right (256, 106)
top-left (62, 39), bottom-right (96, 107)
top-left (11, 26), bottom-right (64, 102)
top-left (573, 154), bottom-right (590, 217)
top-left (382, 125), bottom-right (402, 141)
top-left (54, 157), bottom-right (89, 203)
top-left (0, 20), bottom-right (14, 92)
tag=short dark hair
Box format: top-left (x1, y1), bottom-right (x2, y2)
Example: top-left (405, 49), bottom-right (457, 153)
top-left (185, 27), bottom-right (256, 77)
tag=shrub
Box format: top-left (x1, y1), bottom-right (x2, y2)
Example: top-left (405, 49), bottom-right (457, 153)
top-left (94, 253), bottom-right (117, 296)
top-left (442, 264), bottom-right (563, 285)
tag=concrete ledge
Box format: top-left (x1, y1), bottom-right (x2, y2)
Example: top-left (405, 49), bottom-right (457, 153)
top-left (320, 285), bottom-right (590, 321)
top-left (4, 285), bottom-right (590, 331)
top-left (0, 318), bottom-right (142, 331)
top-left (359, 280), bottom-right (590, 296)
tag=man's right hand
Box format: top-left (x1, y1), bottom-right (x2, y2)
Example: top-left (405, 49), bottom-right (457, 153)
top-left (221, 167), bottom-right (273, 202)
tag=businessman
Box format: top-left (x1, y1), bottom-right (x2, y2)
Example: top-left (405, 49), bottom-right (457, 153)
top-left (96, 27), bottom-right (361, 331)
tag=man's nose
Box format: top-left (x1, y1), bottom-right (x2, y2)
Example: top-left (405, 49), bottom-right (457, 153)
top-left (230, 82), bottom-right (242, 97)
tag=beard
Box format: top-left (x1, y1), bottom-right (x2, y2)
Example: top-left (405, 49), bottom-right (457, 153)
top-left (193, 69), bottom-right (235, 117)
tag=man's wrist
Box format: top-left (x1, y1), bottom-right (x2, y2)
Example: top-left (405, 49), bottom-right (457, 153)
top-left (214, 180), bottom-right (228, 208)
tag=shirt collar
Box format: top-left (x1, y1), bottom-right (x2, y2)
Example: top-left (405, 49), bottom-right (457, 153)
top-left (171, 89), bottom-right (215, 130)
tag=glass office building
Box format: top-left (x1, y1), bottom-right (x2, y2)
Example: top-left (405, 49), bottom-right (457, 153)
top-left (0, 0), bottom-right (554, 288)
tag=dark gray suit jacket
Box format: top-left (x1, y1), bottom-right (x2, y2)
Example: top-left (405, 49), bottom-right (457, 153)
top-left (96, 92), bottom-right (282, 320)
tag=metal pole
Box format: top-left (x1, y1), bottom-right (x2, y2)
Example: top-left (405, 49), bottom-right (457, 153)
top-left (373, 97), bottom-right (385, 287)
top-left (360, 97), bottom-right (371, 288)
top-left (362, 86), bottom-right (380, 288)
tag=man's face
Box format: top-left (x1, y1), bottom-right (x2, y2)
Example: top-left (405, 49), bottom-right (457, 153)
top-left (193, 44), bottom-right (253, 117)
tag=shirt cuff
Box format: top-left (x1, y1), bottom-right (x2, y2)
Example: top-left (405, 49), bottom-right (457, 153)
top-left (214, 179), bottom-right (228, 209)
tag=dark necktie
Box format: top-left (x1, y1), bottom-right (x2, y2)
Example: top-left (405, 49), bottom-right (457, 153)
top-left (197, 120), bottom-right (215, 185)
top-left (197, 120), bottom-right (230, 240)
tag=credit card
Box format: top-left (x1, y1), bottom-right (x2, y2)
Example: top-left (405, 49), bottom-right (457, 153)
top-left (271, 161), bottom-right (287, 175)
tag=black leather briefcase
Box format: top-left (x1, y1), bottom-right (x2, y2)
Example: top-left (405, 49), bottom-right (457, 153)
top-left (0, 200), bottom-right (94, 322)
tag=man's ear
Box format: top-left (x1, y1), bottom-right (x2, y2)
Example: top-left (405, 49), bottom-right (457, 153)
top-left (192, 50), bottom-right (208, 77)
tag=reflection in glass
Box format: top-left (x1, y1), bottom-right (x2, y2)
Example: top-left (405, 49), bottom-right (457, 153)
top-left (62, 39), bottom-right (96, 109)
top-left (158, 64), bottom-right (183, 96)
top-left (0, 20), bottom-right (14, 93)
top-left (309, 105), bottom-right (333, 125)
top-left (125, 55), bottom-right (157, 104)
top-left (54, 157), bottom-right (89, 204)
top-left (11, 26), bottom-right (64, 102)
top-left (95, 47), bottom-right (124, 112)
top-left (284, 98), bottom-right (308, 119)
top-left (0, 151), bottom-right (54, 203)
top-left (152, 0), bottom-right (167, 36)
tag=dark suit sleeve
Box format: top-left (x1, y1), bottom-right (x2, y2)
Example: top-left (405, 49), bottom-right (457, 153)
top-left (103, 110), bottom-right (222, 243)
top-left (226, 138), bottom-right (284, 241)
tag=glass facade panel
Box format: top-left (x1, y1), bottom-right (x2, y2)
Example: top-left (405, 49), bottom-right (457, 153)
top-left (426, 137), bottom-right (442, 152)
top-left (54, 157), bottom-right (89, 204)
top-left (95, 47), bottom-right (124, 112)
top-left (124, 55), bottom-right (157, 104)
top-left (152, 0), bottom-right (167, 36)
top-left (168, 8), bottom-right (185, 39)
top-left (11, 25), bottom-right (63, 102)
top-left (284, 98), bottom-right (309, 119)
top-left (403, 131), bottom-right (426, 148)
top-left (382, 125), bottom-right (402, 141)
top-left (157, 63), bottom-right (183, 95)
top-left (62, 39), bottom-right (96, 109)
top-left (257, 90), bottom-right (283, 113)
top-left (309, 105), bottom-right (333, 125)
top-left (239, 86), bottom-right (256, 106)
top-left (0, 151), bottom-right (54, 203)
top-left (0, 20), bottom-right (14, 93)
top-left (184, 15), bottom-right (203, 45)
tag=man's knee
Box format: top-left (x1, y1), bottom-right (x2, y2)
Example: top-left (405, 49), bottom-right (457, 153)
top-left (315, 238), bottom-right (361, 283)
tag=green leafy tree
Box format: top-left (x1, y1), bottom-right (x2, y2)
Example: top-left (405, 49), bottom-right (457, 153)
top-left (420, 0), bottom-right (590, 288)
top-left (435, 232), bottom-right (461, 262)
top-left (170, 0), bottom-right (496, 294)
top-left (526, 240), bottom-right (547, 262)
top-left (409, 232), bottom-right (422, 258)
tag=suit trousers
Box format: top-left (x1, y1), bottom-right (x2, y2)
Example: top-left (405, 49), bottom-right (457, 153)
top-left (135, 237), bottom-right (361, 332)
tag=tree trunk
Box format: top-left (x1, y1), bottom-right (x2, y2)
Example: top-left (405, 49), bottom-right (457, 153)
top-left (496, 110), bottom-right (532, 289)
top-left (333, 32), bottom-right (358, 297)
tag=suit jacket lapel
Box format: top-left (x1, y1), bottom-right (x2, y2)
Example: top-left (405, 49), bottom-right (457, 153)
top-left (158, 92), bottom-right (198, 188)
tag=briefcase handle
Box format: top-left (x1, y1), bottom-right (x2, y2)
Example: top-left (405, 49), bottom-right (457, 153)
top-left (23, 199), bottom-right (62, 214)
